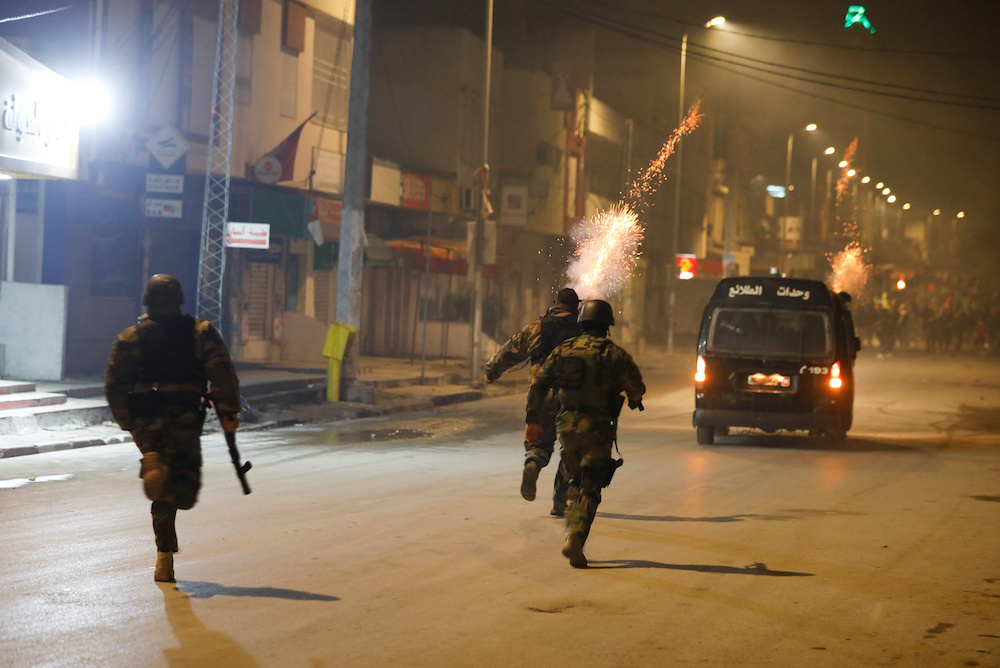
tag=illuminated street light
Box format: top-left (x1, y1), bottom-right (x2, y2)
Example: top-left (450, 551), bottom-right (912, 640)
top-left (957, 211), bottom-right (965, 218)
top-left (882, 187), bottom-right (890, 195)
top-left (876, 182), bottom-right (884, 189)
top-left (933, 209), bottom-right (941, 215)
top-left (824, 146), bottom-right (835, 155)
top-left (861, 175), bottom-right (870, 183)
top-left (706, 16), bottom-right (726, 27)
top-left (838, 160), bottom-right (848, 168)
top-left (903, 203), bottom-right (911, 210)
top-left (846, 169), bottom-right (856, 177)
top-left (70, 78), bottom-right (114, 125)
top-left (887, 195), bottom-right (896, 203)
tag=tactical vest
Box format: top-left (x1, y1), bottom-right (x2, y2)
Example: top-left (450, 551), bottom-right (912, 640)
top-left (134, 315), bottom-right (205, 391)
top-left (554, 338), bottom-right (616, 415)
top-left (532, 313), bottom-right (581, 365)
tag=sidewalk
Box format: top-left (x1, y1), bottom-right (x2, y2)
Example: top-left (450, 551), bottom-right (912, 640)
top-left (0, 356), bottom-right (524, 460)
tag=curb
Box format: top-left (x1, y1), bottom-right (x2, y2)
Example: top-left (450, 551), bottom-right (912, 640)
top-left (0, 385), bottom-right (519, 460)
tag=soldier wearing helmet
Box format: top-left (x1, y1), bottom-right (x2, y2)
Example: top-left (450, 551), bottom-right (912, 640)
top-left (483, 287), bottom-right (582, 515)
top-left (104, 274), bottom-right (240, 583)
top-left (525, 299), bottom-right (645, 568)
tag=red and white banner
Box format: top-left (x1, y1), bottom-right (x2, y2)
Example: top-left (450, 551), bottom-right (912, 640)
top-left (226, 222), bottom-right (271, 248)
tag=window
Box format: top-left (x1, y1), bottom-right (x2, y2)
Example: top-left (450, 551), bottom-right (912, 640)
top-left (312, 15), bottom-right (353, 131)
top-left (708, 308), bottom-right (832, 359)
top-left (283, 0), bottom-right (306, 53)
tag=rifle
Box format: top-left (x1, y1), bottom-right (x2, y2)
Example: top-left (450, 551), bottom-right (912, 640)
top-left (225, 429), bottom-right (252, 495)
top-left (210, 394), bottom-right (252, 494)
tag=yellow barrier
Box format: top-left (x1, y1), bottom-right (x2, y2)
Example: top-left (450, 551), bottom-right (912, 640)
top-left (322, 322), bottom-right (357, 402)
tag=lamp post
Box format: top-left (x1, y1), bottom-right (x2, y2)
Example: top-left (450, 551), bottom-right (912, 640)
top-left (667, 16), bottom-right (724, 354)
top-left (810, 145), bottom-right (835, 241)
top-left (470, 0), bottom-right (494, 382)
top-left (781, 123), bottom-right (816, 275)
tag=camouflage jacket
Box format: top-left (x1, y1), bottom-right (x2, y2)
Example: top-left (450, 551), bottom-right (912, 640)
top-left (483, 305), bottom-right (580, 383)
top-left (104, 314), bottom-right (241, 431)
top-left (525, 332), bottom-right (645, 425)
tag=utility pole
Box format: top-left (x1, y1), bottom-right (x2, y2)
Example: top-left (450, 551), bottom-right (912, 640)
top-left (196, 0), bottom-right (239, 329)
top-left (335, 0), bottom-right (372, 397)
top-left (470, 0), bottom-right (493, 382)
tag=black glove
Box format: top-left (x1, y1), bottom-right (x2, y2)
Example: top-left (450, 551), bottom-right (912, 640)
top-left (628, 398), bottom-right (644, 411)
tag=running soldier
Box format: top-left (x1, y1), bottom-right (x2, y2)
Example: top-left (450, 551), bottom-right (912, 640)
top-left (525, 299), bottom-right (645, 568)
top-left (483, 287), bottom-right (581, 515)
top-left (105, 274), bottom-right (241, 583)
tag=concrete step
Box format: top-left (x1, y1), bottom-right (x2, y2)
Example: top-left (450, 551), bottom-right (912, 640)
top-left (0, 380), bottom-right (37, 395)
top-left (0, 391), bottom-right (67, 412)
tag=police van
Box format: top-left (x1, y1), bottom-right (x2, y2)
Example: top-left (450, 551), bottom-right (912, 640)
top-left (692, 276), bottom-right (861, 444)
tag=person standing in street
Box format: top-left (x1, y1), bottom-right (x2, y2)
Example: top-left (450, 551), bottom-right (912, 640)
top-left (525, 299), bottom-right (645, 568)
top-left (105, 274), bottom-right (241, 583)
top-left (483, 287), bottom-right (581, 516)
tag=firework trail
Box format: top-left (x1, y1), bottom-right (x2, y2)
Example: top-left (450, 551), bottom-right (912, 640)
top-left (836, 138), bottom-right (858, 200)
top-left (626, 100), bottom-right (704, 211)
top-left (826, 137), bottom-right (870, 296)
top-left (566, 102), bottom-right (704, 299)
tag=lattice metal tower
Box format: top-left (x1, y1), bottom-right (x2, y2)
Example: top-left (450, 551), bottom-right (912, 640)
top-left (196, 0), bottom-right (240, 327)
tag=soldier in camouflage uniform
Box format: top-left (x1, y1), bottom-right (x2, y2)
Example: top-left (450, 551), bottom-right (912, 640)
top-left (104, 274), bottom-right (241, 583)
top-left (525, 299), bottom-right (645, 568)
top-left (484, 288), bottom-right (581, 515)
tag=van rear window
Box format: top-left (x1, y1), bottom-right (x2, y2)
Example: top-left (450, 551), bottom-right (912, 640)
top-left (707, 308), bottom-right (832, 359)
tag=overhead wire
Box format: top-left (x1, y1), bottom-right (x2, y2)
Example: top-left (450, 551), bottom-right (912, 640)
top-left (543, 0), bottom-right (1000, 110)
top-left (576, 0), bottom-right (1000, 60)
top-left (538, 0), bottom-right (1000, 142)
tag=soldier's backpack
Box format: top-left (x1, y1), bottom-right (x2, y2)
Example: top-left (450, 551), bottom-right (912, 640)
top-left (533, 313), bottom-right (581, 365)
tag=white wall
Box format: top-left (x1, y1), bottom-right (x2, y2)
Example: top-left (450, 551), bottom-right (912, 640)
top-left (0, 281), bottom-right (68, 380)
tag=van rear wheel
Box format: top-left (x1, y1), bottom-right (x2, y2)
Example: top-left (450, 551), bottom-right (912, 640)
top-left (696, 425), bottom-right (715, 445)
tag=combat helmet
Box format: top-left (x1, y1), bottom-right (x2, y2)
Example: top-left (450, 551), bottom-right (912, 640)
top-left (142, 274), bottom-right (185, 308)
top-left (578, 299), bottom-right (615, 328)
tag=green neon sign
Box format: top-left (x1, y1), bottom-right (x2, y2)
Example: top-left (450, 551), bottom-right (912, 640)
top-left (844, 6), bottom-right (875, 33)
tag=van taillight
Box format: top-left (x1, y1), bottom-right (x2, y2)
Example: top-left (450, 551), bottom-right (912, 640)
top-left (695, 356), bottom-right (706, 383)
top-left (829, 361), bottom-right (843, 389)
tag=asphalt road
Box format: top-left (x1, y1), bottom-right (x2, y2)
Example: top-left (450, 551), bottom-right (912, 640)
top-left (1, 352), bottom-right (998, 667)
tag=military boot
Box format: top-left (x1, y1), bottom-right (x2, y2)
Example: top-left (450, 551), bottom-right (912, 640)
top-left (154, 551), bottom-right (175, 583)
top-left (140, 452), bottom-right (169, 501)
top-left (520, 461), bottom-right (539, 501)
top-left (562, 533), bottom-right (587, 568)
top-left (550, 497), bottom-right (567, 517)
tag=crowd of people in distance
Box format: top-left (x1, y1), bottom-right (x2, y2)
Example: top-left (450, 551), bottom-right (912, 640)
top-left (851, 273), bottom-right (1000, 356)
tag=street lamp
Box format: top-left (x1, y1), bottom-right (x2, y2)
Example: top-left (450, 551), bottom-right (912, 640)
top-left (668, 16), bottom-right (724, 354)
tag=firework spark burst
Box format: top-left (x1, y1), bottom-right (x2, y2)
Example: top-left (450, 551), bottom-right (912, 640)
top-left (565, 103), bottom-right (703, 299)
top-left (827, 238), bottom-right (870, 296)
top-left (566, 203), bottom-right (643, 299)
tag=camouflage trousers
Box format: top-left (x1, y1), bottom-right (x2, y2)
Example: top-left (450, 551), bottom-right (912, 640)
top-left (525, 392), bottom-right (568, 504)
top-left (555, 413), bottom-right (617, 544)
top-left (133, 407), bottom-right (205, 553)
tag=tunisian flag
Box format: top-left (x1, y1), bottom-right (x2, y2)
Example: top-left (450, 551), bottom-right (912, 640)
top-left (250, 111), bottom-right (316, 184)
